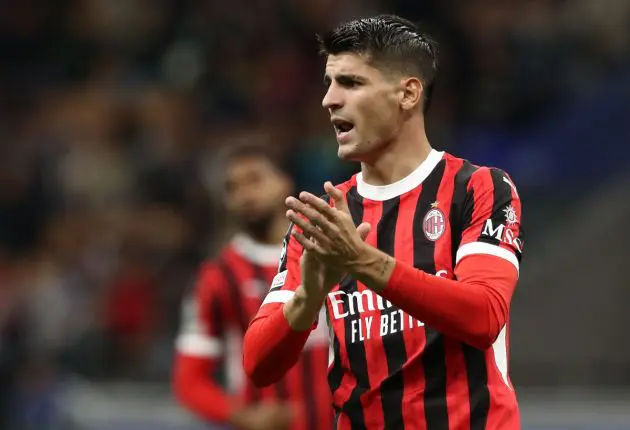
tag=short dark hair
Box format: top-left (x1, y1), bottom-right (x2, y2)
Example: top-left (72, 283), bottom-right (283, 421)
top-left (317, 15), bottom-right (439, 112)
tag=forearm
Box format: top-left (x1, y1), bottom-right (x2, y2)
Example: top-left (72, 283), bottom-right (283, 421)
top-left (242, 294), bottom-right (316, 386)
top-left (282, 285), bottom-right (326, 330)
top-left (351, 247), bottom-right (515, 349)
top-left (172, 354), bottom-right (239, 423)
top-left (350, 245), bottom-right (396, 292)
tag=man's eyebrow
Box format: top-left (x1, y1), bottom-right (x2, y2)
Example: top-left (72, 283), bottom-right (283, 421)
top-left (323, 74), bottom-right (367, 85)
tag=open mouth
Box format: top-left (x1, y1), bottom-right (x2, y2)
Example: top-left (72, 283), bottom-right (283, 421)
top-left (331, 118), bottom-right (355, 138)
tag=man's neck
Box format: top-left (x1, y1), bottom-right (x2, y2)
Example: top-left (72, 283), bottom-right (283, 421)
top-left (361, 117), bottom-right (432, 186)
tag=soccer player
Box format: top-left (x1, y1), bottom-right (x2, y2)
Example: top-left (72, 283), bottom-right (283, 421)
top-left (173, 143), bottom-right (333, 430)
top-left (242, 15), bottom-right (524, 430)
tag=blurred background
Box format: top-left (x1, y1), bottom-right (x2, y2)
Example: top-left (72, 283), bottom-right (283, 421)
top-left (0, 0), bottom-right (629, 429)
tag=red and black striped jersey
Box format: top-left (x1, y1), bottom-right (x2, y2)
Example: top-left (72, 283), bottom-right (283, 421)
top-left (252, 150), bottom-right (523, 430)
top-left (174, 234), bottom-right (333, 430)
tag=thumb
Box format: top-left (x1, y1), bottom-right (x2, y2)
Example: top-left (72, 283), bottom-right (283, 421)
top-left (356, 222), bottom-right (371, 241)
top-left (324, 181), bottom-right (349, 214)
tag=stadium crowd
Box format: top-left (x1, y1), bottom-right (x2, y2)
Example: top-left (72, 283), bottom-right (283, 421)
top-left (0, 0), bottom-right (628, 428)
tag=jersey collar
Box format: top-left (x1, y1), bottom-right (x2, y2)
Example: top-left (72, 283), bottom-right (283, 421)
top-left (356, 149), bottom-right (444, 201)
top-left (231, 233), bottom-right (282, 266)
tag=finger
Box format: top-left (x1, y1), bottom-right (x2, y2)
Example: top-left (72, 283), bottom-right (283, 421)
top-left (296, 192), bottom-right (338, 221)
top-left (286, 210), bottom-right (330, 245)
top-left (286, 196), bottom-right (338, 235)
top-left (356, 222), bottom-right (371, 241)
top-left (292, 230), bottom-right (326, 254)
top-left (324, 181), bottom-right (349, 214)
top-left (291, 230), bottom-right (314, 250)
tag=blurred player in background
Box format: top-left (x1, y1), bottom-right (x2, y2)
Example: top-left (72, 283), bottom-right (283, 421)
top-left (243, 15), bottom-right (523, 430)
top-left (173, 143), bottom-right (333, 430)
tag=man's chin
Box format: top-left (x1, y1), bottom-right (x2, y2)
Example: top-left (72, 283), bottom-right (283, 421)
top-left (242, 214), bottom-right (274, 238)
top-left (337, 143), bottom-right (363, 162)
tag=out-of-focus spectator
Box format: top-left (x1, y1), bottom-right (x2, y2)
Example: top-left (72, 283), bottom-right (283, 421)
top-left (0, 1), bottom-right (628, 427)
top-left (103, 245), bottom-right (157, 378)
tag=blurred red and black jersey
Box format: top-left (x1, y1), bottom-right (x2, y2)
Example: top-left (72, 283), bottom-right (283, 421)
top-left (175, 234), bottom-right (333, 430)
top-left (257, 150), bottom-right (523, 430)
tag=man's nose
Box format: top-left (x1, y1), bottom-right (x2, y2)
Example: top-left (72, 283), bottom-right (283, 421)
top-left (322, 84), bottom-right (343, 111)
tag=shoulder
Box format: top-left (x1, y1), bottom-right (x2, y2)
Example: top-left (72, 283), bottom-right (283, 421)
top-left (193, 246), bottom-right (238, 294)
top-left (441, 152), bottom-right (477, 187)
top-left (177, 260), bottom-right (222, 315)
top-left (192, 261), bottom-right (223, 296)
top-left (328, 175), bottom-right (361, 205)
top-left (468, 165), bottom-right (518, 199)
top-left (197, 259), bottom-right (222, 279)
top-left (444, 152), bottom-right (516, 193)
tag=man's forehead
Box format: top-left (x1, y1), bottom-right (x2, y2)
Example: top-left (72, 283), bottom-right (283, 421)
top-left (325, 53), bottom-right (371, 76)
top-left (229, 155), bottom-right (273, 171)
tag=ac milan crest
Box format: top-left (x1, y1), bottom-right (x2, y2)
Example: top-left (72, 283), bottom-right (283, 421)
top-left (423, 204), bottom-right (445, 241)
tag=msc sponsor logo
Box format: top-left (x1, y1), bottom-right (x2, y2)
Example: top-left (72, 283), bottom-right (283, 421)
top-left (482, 219), bottom-right (523, 253)
top-left (502, 204), bottom-right (518, 225)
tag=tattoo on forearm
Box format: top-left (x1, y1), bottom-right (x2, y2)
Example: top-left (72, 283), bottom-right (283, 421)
top-left (380, 257), bottom-right (390, 277)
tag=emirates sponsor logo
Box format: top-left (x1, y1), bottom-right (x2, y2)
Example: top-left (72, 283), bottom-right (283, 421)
top-left (328, 270), bottom-right (449, 344)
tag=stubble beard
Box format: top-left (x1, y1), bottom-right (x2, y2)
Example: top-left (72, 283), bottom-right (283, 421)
top-left (241, 210), bottom-right (276, 242)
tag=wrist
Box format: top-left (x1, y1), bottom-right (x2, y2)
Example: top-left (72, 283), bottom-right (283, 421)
top-left (296, 284), bottom-right (325, 306)
top-left (348, 246), bottom-right (395, 293)
top-left (282, 286), bottom-right (323, 331)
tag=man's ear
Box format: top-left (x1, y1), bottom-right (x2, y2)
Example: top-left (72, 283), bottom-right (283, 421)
top-left (400, 77), bottom-right (423, 111)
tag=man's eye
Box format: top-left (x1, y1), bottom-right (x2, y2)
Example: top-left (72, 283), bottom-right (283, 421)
top-left (340, 80), bottom-right (358, 88)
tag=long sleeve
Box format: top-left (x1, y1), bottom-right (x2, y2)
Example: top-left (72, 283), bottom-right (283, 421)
top-left (171, 264), bottom-right (238, 423)
top-left (242, 303), bottom-right (312, 387)
top-left (383, 166), bottom-right (523, 349)
top-left (172, 353), bottom-right (239, 422)
top-left (380, 254), bottom-right (517, 349)
top-left (242, 223), bottom-right (315, 387)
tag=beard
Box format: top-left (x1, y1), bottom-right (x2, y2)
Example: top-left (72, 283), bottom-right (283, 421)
top-left (241, 210), bottom-right (275, 241)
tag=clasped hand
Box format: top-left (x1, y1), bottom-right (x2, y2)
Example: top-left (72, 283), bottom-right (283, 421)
top-left (286, 182), bottom-right (371, 292)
